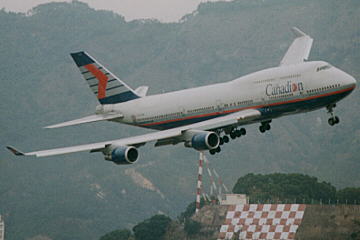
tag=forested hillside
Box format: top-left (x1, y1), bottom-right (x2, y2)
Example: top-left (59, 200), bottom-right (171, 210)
top-left (0, 0), bottom-right (359, 239)
top-left (99, 173), bottom-right (360, 240)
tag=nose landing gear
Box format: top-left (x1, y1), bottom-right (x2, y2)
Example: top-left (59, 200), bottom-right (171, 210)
top-left (327, 104), bottom-right (340, 126)
top-left (259, 120), bottom-right (271, 133)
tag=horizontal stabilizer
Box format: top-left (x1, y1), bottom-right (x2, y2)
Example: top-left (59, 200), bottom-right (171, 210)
top-left (45, 113), bottom-right (123, 129)
top-left (134, 86), bottom-right (149, 97)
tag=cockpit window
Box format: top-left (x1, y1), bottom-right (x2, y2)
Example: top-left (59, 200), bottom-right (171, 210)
top-left (316, 65), bottom-right (332, 72)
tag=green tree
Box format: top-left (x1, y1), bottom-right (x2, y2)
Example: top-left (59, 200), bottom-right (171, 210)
top-left (337, 188), bottom-right (360, 204)
top-left (133, 215), bottom-right (171, 240)
top-left (184, 219), bottom-right (201, 236)
top-left (350, 219), bottom-right (360, 240)
top-left (99, 229), bottom-right (131, 240)
top-left (232, 173), bottom-right (337, 203)
top-left (178, 197), bottom-right (208, 223)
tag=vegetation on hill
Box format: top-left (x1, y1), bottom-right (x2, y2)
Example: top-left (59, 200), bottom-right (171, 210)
top-left (350, 219), bottom-right (360, 240)
top-left (99, 229), bottom-right (131, 240)
top-left (233, 173), bottom-right (360, 204)
top-left (99, 215), bottom-right (171, 240)
top-left (233, 173), bottom-right (336, 202)
top-left (337, 188), bottom-right (360, 204)
top-left (184, 219), bottom-right (202, 236)
top-left (133, 215), bottom-right (172, 240)
top-left (100, 173), bottom-right (360, 239)
top-left (178, 198), bottom-right (209, 223)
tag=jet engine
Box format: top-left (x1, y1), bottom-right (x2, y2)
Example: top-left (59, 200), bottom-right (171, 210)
top-left (104, 146), bottom-right (139, 165)
top-left (191, 131), bottom-right (219, 151)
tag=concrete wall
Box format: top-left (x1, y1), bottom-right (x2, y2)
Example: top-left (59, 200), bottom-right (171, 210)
top-left (296, 205), bottom-right (360, 240)
top-left (220, 194), bottom-right (248, 205)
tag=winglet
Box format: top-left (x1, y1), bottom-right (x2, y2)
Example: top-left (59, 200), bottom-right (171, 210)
top-left (291, 27), bottom-right (307, 37)
top-left (6, 146), bottom-right (25, 156)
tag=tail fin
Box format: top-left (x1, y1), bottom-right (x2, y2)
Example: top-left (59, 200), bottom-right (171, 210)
top-left (70, 51), bottom-right (140, 104)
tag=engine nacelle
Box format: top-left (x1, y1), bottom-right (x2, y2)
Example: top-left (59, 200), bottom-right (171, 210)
top-left (105, 146), bottom-right (139, 165)
top-left (191, 132), bottom-right (219, 151)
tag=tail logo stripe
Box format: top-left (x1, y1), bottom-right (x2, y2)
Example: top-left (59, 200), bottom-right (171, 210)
top-left (106, 85), bottom-right (122, 91)
top-left (86, 76), bottom-right (97, 81)
top-left (70, 51), bottom-right (140, 104)
top-left (89, 80), bottom-right (123, 89)
top-left (84, 64), bottom-right (109, 99)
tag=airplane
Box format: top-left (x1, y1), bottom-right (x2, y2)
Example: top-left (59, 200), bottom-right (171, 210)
top-left (7, 27), bottom-right (356, 165)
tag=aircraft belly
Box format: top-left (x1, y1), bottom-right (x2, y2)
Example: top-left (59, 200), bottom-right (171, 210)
top-left (142, 114), bottom-right (226, 130)
top-left (262, 89), bottom-right (352, 118)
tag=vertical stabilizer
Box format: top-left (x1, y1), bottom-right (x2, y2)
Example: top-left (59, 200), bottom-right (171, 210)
top-left (280, 27), bottom-right (313, 66)
top-left (70, 52), bottom-right (140, 104)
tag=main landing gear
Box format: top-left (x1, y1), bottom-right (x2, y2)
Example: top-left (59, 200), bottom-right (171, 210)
top-left (209, 128), bottom-right (246, 155)
top-left (327, 104), bottom-right (340, 126)
top-left (259, 120), bottom-right (271, 133)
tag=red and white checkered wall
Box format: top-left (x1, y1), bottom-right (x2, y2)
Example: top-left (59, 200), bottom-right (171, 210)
top-left (218, 204), bottom-right (306, 239)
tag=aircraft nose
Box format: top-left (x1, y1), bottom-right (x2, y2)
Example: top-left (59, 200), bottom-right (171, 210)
top-left (340, 70), bottom-right (357, 89)
top-left (346, 75), bottom-right (357, 88)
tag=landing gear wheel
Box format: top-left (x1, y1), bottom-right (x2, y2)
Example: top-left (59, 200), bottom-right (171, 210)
top-left (326, 104), bottom-right (339, 126)
top-left (215, 146), bottom-right (221, 153)
top-left (265, 124), bottom-right (271, 131)
top-left (223, 135), bottom-right (229, 143)
top-left (230, 132), bottom-right (236, 139)
top-left (235, 130), bottom-right (241, 138)
top-left (209, 149), bottom-right (216, 155)
top-left (219, 138), bottom-right (224, 145)
top-left (240, 128), bottom-right (246, 135)
top-left (259, 125), bottom-right (266, 133)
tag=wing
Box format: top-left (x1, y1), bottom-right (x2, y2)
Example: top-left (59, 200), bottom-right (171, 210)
top-left (280, 27), bottom-right (313, 66)
top-left (7, 109), bottom-right (261, 157)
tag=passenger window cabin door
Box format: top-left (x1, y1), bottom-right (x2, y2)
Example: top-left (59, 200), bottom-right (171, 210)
top-left (216, 100), bottom-right (224, 113)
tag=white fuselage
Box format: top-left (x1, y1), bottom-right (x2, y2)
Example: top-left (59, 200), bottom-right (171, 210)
top-left (107, 61), bottom-right (356, 130)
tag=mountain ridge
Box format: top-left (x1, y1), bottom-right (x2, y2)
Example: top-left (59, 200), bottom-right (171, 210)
top-left (0, 1), bottom-right (359, 239)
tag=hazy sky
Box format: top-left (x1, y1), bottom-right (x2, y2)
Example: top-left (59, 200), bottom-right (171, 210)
top-left (0, 0), bottom-right (229, 22)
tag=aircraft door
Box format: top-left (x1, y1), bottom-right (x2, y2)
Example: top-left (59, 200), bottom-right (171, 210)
top-left (179, 106), bottom-right (186, 116)
top-left (216, 100), bottom-right (224, 112)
